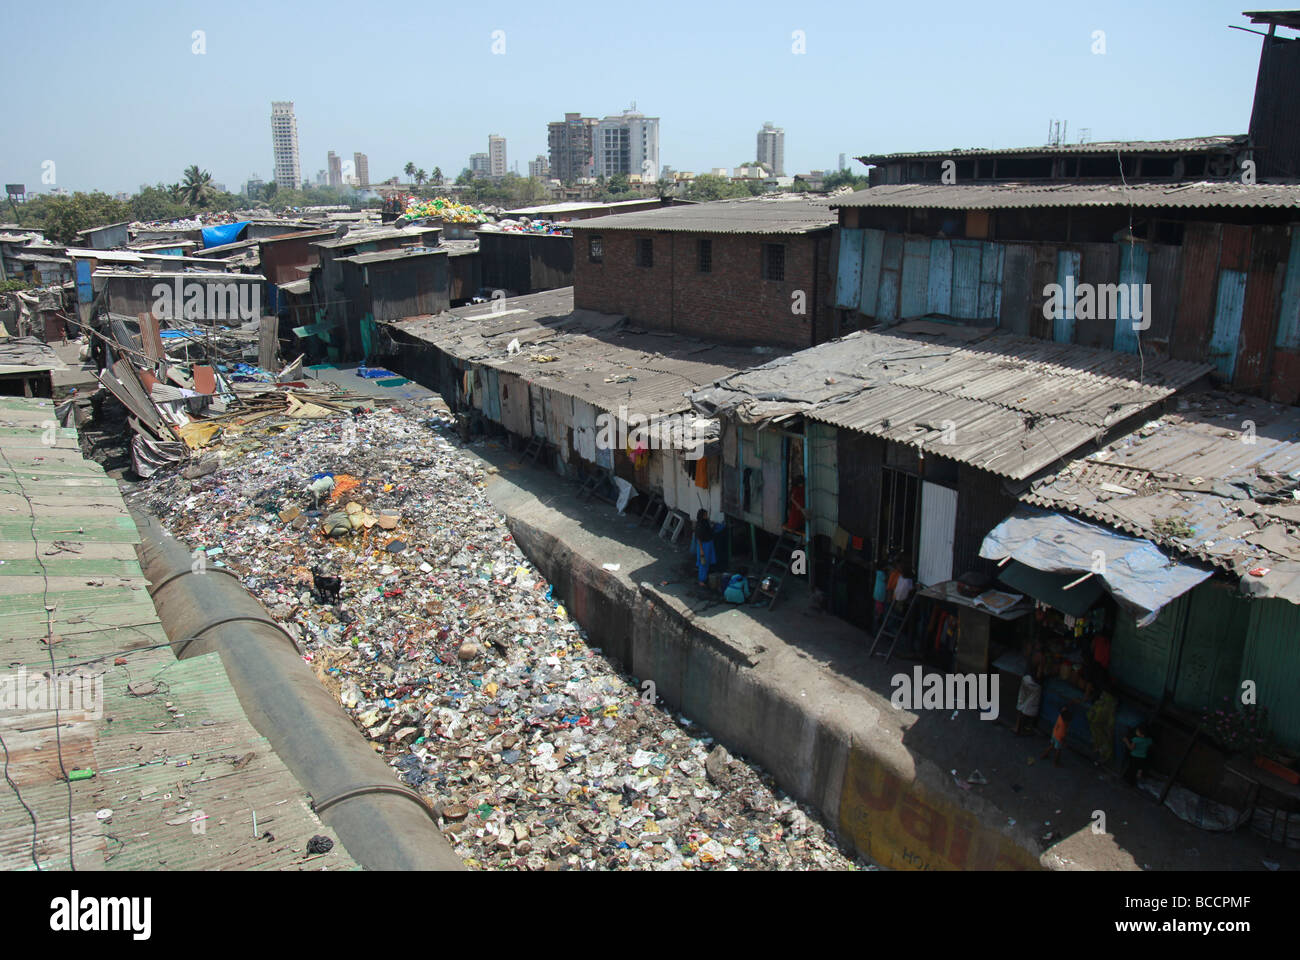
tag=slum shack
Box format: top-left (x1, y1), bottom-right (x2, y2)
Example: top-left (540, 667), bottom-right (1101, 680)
top-left (0, 337), bottom-right (67, 397)
top-left (306, 226), bottom-right (443, 362)
top-left (570, 196), bottom-right (837, 349)
top-left (686, 318), bottom-right (1211, 627)
top-left (336, 248), bottom-right (450, 361)
top-left (477, 229), bottom-right (573, 296)
top-left (998, 391), bottom-right (1300, 837)
top-left (378, 287), bottom-right (779, 531)
top-left (829, 179), bottom-right (1300, 404)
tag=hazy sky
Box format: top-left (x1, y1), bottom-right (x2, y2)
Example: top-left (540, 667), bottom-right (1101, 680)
top-left (3, 0), bottom-right (1277, 194)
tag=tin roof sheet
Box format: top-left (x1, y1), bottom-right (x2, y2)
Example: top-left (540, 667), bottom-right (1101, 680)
top-left (686, 318), bottom-right (1212, 480)
top-left (0, 398), bottom-right (358, 869)
top-left (1022, 390), bottom-right (1300, 603)
top-left (832, 180), bottom-right (1300, 210)
top-left (390, 288), bottom-right (783, 419)
top-left (569, 196), bottom-right (836, 234)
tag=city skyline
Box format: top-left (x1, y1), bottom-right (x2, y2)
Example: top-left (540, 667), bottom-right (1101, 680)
top-left (1, 0), bottom-right (1266, 194)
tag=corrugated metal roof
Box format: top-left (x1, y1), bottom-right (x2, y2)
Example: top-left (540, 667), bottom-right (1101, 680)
top-left (1022, 390), bottom-right (1300, 603)
top-left (0, 338), bottom-right (67, 376)
top-left (855, 135), bottom-right (1248, 164)
top-left (0, 397), bottom-right (358, 869)
top-left (504, 198), bottom-right (663, 216)
top-left (313, 226), bottom-right (436, 249)
top-left (390, 288), bottom-right (783, 419)
top-left (569, 196), bottom-right (837, 235)
top-left (686, 318), bottom-right (1212, 481)
top-left (832, 181), bottom-right (1300, 210)
top-left (338, 247), bottom-right (446, 265)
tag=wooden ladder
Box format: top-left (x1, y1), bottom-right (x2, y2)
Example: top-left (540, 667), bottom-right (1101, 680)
top-left (639, 492), bottom-right (667, 529)
top-left (752, 529), bottom-right (804, 609)
top-left (869, 592), bottom-right (917, 662)
top-left (521, 435), bottom-right (546, 466)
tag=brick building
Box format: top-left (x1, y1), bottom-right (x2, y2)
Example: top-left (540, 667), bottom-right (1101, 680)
top-left (571, 197), bottom-right (836, 348)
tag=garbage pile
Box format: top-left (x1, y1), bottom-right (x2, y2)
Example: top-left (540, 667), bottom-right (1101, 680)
top-left (480, 218), bottom-right (570, 236)
top-left (134, 401), bottom-right (860, 871)
top-left (403, 197), bottom-right (488, 223)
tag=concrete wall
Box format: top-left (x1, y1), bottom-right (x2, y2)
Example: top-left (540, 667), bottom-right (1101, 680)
top-left (504, 511), bottom-right (1046, 871)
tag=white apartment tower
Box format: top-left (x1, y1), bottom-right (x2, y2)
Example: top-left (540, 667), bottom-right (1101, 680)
top-left (756, 121), bottom-right (785, 177)
top-left (594, 107), bottom-right (659, 181)
top-left (271, 101), bottom-right (301, 191)
top-left (488, 135), bottom-right (507, 178)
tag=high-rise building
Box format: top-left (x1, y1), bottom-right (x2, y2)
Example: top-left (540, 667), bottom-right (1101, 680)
top-left (270, 101), bottom-right (301, 191)
top-left (327, 151), bottom-right (343, 188)
top-left (469, 153), bottom-right (490, 178)
top-left (594, 107), bottom-right (659, 181)
top-left (548, 112), bottom-right (598, 183)
top-left (528, 155), bottom-right (550, 179)
top-left (838, 153), bottom-right (846, 171)
top-left (488, 135), bottom-right (507, 178)
top-left (354, 152), bottom-right (369, 188)
top-left (756, 122), bottom-right (785, 177)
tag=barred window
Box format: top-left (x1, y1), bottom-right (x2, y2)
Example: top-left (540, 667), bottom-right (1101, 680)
top-left (589, 235), bottom-right (603, 263)
top-left (698, 238), bottom-right (712, 273)
top-left (637, 237), bottom-right (654, 268)
top-left (763, 243), bottom-right (785, 281)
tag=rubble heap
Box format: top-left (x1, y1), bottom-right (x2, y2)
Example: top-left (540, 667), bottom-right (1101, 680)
top-left (133, 401), bottom-right (860, 870)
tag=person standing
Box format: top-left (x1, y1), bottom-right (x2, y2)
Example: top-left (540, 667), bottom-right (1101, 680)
top-left (692, 509), bottom-right (717, 588)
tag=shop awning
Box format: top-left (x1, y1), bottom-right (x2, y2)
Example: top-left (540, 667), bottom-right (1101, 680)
top-left (979, 506), bottom-right (1213, 624)
top-left (995, 561), bottom-right (1105, 618)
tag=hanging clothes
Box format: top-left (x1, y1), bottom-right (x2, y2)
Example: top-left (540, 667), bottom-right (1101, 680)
top-left (694, 455), bottom-right (709, 489)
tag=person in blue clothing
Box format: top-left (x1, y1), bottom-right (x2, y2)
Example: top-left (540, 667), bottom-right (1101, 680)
top-left (693, 509), bottom-right (717, 587)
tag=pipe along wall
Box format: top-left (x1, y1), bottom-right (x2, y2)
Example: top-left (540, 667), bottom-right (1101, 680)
top-left (133, 509), bottom-right (462, 871)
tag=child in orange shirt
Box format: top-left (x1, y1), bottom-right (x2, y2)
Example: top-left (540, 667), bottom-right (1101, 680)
top-left (1031, 706), bottom-right (1072, 767)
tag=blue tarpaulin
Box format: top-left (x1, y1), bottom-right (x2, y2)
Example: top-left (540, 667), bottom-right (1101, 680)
top-left (980, 506), bottom-right (1213, 625)
top-left (201, 221), bottom-right (250, 248)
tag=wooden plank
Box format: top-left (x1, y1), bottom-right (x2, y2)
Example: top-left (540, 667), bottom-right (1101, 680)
top-left (999, 243), bottom-right (1035, 335)
top-left (1220, 223), bottom-right (1252, 272)
top-left (258, 315), bottom-right (280, 372)
top-left (1172, 222), bottom-right (1222, 361)
top-left (1077, 242), bottom-right (1118, 348)
top-left (1237, 225), bottom-right (1287, 393)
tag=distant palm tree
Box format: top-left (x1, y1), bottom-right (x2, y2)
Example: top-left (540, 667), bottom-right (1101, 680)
top-left (414, 169), bottom-right (428, 187)
top-left (404, 162), bottom-right (416, 182)
top-left (432, 166), bottom-right (443, 186)
top-left (167, 182), bottom-right (185, 203)
top-left (182, 165), bottom-right (215, 207)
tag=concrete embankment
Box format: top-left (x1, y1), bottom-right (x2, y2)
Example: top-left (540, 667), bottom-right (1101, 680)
top-left (481, 463), bottom-right (1073, 871)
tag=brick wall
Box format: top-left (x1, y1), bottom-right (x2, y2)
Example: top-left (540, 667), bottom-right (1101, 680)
top-left (573, 228), bottom-right (833, 348)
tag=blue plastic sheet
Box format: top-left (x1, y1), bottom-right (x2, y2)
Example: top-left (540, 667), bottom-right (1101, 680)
top-left (201, 221), bottom-right (250, 248)
top-left (980, 506), bottom-right (1213, 624)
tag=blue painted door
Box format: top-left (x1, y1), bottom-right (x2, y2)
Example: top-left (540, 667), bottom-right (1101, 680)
top-left (1112, 242), bottom-right (1150, 354)
top-left (835, 229), bottom-right (864, 308)
top-left (1054, 250), bottom-right (1081, 343)
top-left (1208, 269), bottom-right (1247, 379)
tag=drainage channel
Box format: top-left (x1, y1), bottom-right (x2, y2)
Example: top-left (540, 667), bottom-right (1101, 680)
top-left (129, 400), bottom-right (865, 870)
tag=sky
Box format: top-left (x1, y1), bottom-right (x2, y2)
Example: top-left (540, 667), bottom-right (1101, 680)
top-left (2, 0), bottom-right (1278, 195)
